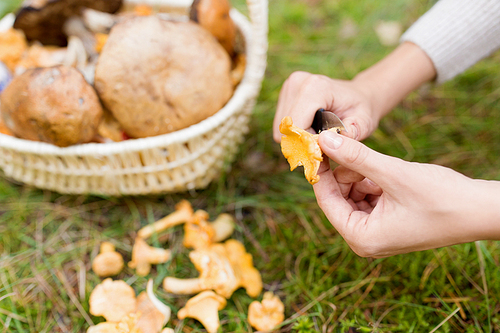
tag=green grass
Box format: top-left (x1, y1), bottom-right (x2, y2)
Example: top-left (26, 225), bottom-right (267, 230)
top-left (1, 0), bottom-right (500, 332)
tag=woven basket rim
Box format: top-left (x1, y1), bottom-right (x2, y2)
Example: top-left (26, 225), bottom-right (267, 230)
top-left (0, 8), bottom-right (254, 156)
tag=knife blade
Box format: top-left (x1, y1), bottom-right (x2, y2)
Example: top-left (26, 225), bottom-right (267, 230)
top-left (311, 108), bottom-right (348, 134)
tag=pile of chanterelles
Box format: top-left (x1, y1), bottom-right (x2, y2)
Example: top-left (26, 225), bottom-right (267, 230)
top-left (88, 200), bottom-right (285, 332)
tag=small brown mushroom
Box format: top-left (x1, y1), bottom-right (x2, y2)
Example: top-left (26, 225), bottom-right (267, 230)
top-left (137, 200), bottom-right (194, 239)
top-left (97, 108), bottom-right (127, 142)
top-left (89, 278), bottom-right (137, 323)
top-left (92, 242), bottom-right (124, 277)
top-left (0, 65), bottom-right (103, 147)
top-left (177, 291), bottom-right (227, 333)
top-left (128, 237), bottom-right (171, 276)
top-left (190, 0), bottom-right (236, 56)
top-left (248, 292), bottom-right (285, 332)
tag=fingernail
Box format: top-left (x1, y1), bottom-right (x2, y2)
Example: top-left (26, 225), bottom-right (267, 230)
top-left (323, 131), bottom-right (343, 149)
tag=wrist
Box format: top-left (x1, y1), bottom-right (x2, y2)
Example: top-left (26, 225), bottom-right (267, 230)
top-left (464, 179), bottom-right (500, 241)
top-left (352, 42), bottom-right (436, 120)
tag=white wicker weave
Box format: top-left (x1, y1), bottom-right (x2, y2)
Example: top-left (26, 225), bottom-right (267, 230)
top-left (0, 0), bottom-right (268, 196)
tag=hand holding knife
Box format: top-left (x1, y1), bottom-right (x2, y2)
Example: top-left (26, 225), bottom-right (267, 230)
top-left (311, 108), bottom-right (347, 134)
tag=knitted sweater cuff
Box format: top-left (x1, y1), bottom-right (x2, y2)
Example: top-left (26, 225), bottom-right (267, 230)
top-left (400, 0), bottom-right (500, 84)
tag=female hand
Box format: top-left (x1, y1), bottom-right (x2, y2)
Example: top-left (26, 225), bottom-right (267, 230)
top-left (313, 130), bottom-right (500, 258)
top-left (273, 42), bottom-right (437, 144)
top-left (272, 71), bottom-right (379, 143)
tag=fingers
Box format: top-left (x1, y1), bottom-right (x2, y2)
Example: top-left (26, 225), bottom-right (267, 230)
top-left (334, 165), bottom-right (382, 201)
top-left (350, 179), bottom-right (383, 202)
top-left (313, 159), bottom-right (355, 237)
top-left (273, 72), bottom-right (334, 143)
top-left (341, 112), bottom-right (376, 141)
top-left (318, 130), bottom-right (406, 189)
top-left (334, 165), bottom-right (365, 184)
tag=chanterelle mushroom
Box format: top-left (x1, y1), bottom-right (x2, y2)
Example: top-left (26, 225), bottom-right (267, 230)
top-left (279, 116), bottom-right (323, 185)
top-left (224, 239), bottom-right (263, 298)
top-left (248, 292), bottom-right (285, 332)
top-left (89, 278), bottom-right (137, 322)
top-left (135, 279), bottom-right (172, 333)
top-left (128, 237), bottom-right (171, 277)
top-left (177, 291), bottom-right (227, 333)
top-left (0, 28), bottom-right (28, 72)
top-left (87, 313), bottom-right (141, 333)
top-left (163, 243), bottom-right (238, 298)
top-left (92, 242), bottom-right (124, 277)
top-left (87, 279), bottom-right (171, 333)
top-left (138, 200), bottom-right (194, 239)
top-left (183, 211), bottom-right (235, 249)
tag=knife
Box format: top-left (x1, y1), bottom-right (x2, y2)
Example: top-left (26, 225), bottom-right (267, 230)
top-left (311, 108), bottom-right (348, 134)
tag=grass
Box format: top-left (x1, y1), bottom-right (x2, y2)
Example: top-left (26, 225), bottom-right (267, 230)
top-left (1, 0), bottom-right (500, 332)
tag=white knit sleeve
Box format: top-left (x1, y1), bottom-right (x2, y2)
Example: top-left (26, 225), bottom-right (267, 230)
top-left (400, 0), bottom-right (500, 84)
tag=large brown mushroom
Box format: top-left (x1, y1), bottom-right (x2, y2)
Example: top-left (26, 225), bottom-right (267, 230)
top-left (13, 0), bottom-right (122, 46)
top-left (94, 15), bottom-right (233, 138)
top-left (0, 65), bottom-right (103, 147)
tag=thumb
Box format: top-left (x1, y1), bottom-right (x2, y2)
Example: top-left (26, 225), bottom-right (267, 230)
top-left (318, 130), bottom-right (403, 187)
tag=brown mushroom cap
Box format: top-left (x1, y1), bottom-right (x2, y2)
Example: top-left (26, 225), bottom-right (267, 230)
top-left (94, 15), bottom-right (233, 138)
top-left (13, 0), bottom-right (122, 46)
top-left (0, 65), bottom-right (103, 147)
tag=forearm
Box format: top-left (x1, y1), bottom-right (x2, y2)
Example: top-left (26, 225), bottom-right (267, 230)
top-left (352, 42), bottom-right (436, 122)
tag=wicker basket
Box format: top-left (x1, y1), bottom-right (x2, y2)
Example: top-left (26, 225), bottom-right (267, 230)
top-left (0, 0), bottom-right (268, 196)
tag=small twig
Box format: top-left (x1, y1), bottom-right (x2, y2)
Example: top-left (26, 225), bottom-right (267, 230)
top-left (428, 307), bottom-right (460, 333)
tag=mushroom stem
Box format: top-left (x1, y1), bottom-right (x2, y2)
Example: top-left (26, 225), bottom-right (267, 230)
top-left (211, 213), bottom-right (235, 242)
top-left (162, 277), bottom-right (203, 295)
top-left (82, 8), bottom-right (119, 34)
top-left (146, 279), bottom-right (171, 325)
top-left (138, 200), bottom-right (194, 239)
top-left (63, 17), bottom-right (97, 58)
top-left (128, 237), bottom-right (171, 276)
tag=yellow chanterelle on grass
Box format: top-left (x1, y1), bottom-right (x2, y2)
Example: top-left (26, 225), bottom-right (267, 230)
top-left (279, 116), bottom-right (323, 185)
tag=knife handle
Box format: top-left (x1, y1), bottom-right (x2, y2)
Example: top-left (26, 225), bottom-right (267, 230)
top-left (311, 108), bottom-right (326, 134)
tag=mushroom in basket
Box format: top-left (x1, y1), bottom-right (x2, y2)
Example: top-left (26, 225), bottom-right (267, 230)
top-left (13, 0), bottom-right (122, 46)
top-left (0, 65), bottom-right (103, 147)
top-left (94, 15), bottom-right (234, 138)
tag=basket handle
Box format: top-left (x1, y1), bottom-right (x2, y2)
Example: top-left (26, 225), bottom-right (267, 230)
top-left (246, 0), bottom-right (268, 84)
